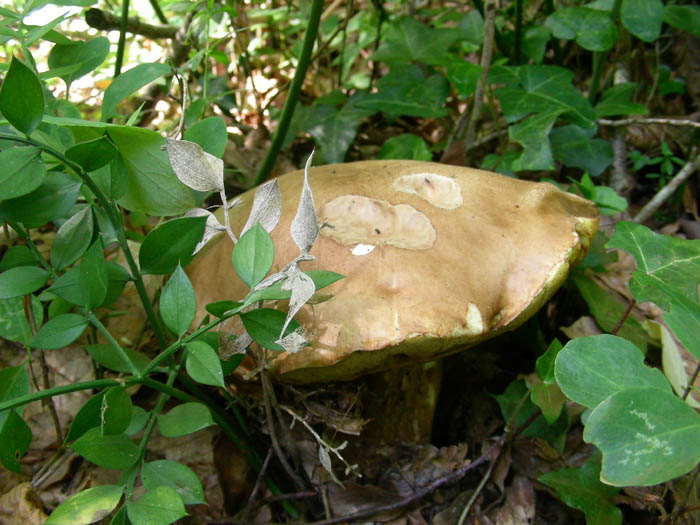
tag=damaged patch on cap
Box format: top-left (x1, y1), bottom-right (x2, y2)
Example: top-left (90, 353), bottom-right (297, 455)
top-left (393, 173), bottom-right (463, 210)
top-left (320, 195), bottom-right (436, 250)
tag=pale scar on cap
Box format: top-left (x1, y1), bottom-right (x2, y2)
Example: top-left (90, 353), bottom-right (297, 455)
top-left (392, 172), bottom-right (463, 210)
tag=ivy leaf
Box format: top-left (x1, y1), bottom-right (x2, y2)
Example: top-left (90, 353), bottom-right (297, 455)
top-left (621, 0), bottom-right (663, 42)
top-left (378, 134), bottom-right (433, 161)
top-left (595, 83), bottom-right (648, 118)
top-left (550, 125), bottom-right (613, 176)
top-left (0, 57), bottom-right (44, 134)
top-left (371, 16), bottom-right (459, 65)
top-left (663, 5), bottom-right (700, 37)
top-left (509, 110), bottom-right (562, 171)
top-left (539, 452), bottom-right (622, 525)
top-left (545, 7), bottom-right (618, 51)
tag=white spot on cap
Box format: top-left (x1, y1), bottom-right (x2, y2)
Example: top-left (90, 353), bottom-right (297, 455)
top-left (393, 173), bottom-right (463, 210)
top-left (352, 244), bottom-right (375, 256)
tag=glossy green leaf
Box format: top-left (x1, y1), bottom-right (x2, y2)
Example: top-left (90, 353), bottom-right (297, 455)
top-left (101, 386), bottom-right (132, 436)
top-left (531, 379), bottom-right (566, 424)
top-left (101, 62), bottom-right (170, 120)
top-left (160, 264), bottom-right (195, 337)
top-left (183, 116), bottom-right (227, 157)
top-left (30, 313), bottom-right (88, 349)
top-left (65, 135), bottom-right (117, 173)
top-left (125, 406), bottom-right (149, 436)
top-left (205, 300), bottom-right (242, 318)
top-left (232, 223), bottom-right (274, 288)
top-left (240, 308), bottom-right (301, 351)
top-left (185, 341), bottom-right (224, 387)
top-left (0, 296), bottom-right (42, 345)
top-left (663, 5), bottom-right (700, 37)
top-left (79, 241), bottom-right (108, 309)
top-left (0, 266), bottom-right (49, 298)
top-left (48, 261), bottom-right (129, 307)
top-left (0, 365), bottom-right (29, 429)
top-left (545, 7), bottom-right (618, 51)
top-left (491, 65), bottom-right (596, 128)
top-left (70, 427), bottom-right (139, 469)
top-left (555, 335), bottom-right (669, 409)
top-left (47, 37), bottom-right (110, 88)
top-left (126, 486), bottom-right (186, 525)
top-left (523, 25), bottom-right (551, 64)
top-left (445, 59), bottom-right (481, 98)
top-left (65, 393), bottom-right (102, 442)
top-left (158, 402), bottom-right (214, 438)
top-left (139, 216), bottom-right (207, 275)
top-left (0, 410), bottom-right (32, 473)
top-left (606, 221), bottom-right (700, 310)
top-left (91, 156), bottom-right (128, 201)
top-left (141, 460), bottom-right (205, 505)
top-left (371, 16), bottom-right (458, 65)
top-left (0, 172), bottom-right (81, 228)
top-left (595, 83), bottom-right (648, 118)
top-left (108, 126), bottom-right (195, 216)
top-left (539, 452), bottom-right (622, 525)
top-left (509, 110), bottom-right (561, 171)
top-left (0, 57), bottom-right (44, 134)
top-left (45, 485), bottom-right (123, 525)
top-left (661, 290), bottom-right (700, 361)
top-left (50, 205), bottom-right (94, 270)
top-left (536, 339), bottom-right (562, 384)
top-left (0, 146), bottom-right (46, 199)
top-left (0, 245), bottom-right (35, 271)
top-left (84, 344), bottom-right (149, 374)
top-left (378, 134), bottom-right (432, 161)
top-left (584, 387), bottom-right (700, 486)
top-left (550, 125), bottom-right (613, 176)
top-left (621, 0), bottom-right (663, 42)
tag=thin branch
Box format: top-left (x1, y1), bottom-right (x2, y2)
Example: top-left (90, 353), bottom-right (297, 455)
top-left (611, 299), bottom-right (636, 336)
top-left (682, 362), bottom-right (700, 402)
top-left (633, 150), bottom-right (700, 223)
top-left (598, 117), bottom-right (700, 129)
top-left (85, 8), bottom-right (177, 39)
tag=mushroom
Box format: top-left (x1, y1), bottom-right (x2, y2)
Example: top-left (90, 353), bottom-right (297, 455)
top-left (187, 160), bottom-right (598, 441)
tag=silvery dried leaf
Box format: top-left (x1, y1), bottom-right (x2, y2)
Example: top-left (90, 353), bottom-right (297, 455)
top-left (319, 446), bottom-right (332, 474)
top-left (275, 329), bottom-right (307, 354)
top-left (164, 138), bottom-right (224, 192)
top-left (185, 208), bottom-right (226, 254)
top-left (241, 179), bottom-right (281, 236)
top-left (280, 265), bottom-right (315, 335)
top-left (251, 270), bottom-right (286, 294)
top-left (290, 153), bottom-right (319, 255)
top-left (219, 331), bottom-right (252, 359)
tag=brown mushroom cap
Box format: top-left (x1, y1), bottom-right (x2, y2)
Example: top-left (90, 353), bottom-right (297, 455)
top-left (187, 160), bottom-right (599, 383)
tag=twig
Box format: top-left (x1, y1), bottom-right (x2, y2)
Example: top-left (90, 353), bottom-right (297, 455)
top-left (85, 8), bottom-right (177, 39)
top-left (610, 62), bottom-right (630, 194)
top-left (682, 362), bottom-right (700, 402)
top-left (633, 150), bottom-right (700, 223)
top-left (611, 299), bottom-right (636, 336)
top-left (456, 448), bottom-right (496, 525)
top-left (242, 447), bottom-right (273, 521)
top-left (598, 118), bottom-right (700, 129)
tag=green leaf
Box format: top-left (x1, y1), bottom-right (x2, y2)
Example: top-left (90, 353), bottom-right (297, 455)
top-left (65, 393), bottom-right (102, 442)
top-left (70, 427), bottom-right (139, 469)
top-left (30, 313), bottom-right (88, 349)
top-left (606, 222), bottom-right (700, 310)
top-left (101, 386), bottom-right (132, 436)
top-left (584, 387), bottom-right (700, 486)
top-left (0, 365), bottom-right (30, 432)
top-left (160, 264), bottom-right (195, 337)
top-left (50, 205), bottom-right (94, 270)
top-left (445, 59), bottom-right (481, 99)
top-left (495, 379), bottom-right (570, 452)
top-left (536, 339), bottom-right (562, 384)
top-left (371, 16), bottom-right (459, 65)
top-left (531, 381), bottom-right (566, 424)
top-left (101, 62), bottom-right (170, 120)
top-left (523, 25), bottom-right (551, 64)
top-left (539, 452), bottom-right (622, 525)
top-left (621, 0), bottom-right (663, 42)
top-left (555, 335), bottom-right (669, 409)
top-left (65, 135), bottom-right (118, 172)
top-left (126, 486), bottom-right (186, 525)
top-left (183, 116), bottom-right (227, 157)
top-left (356, 66), bottom-right (449, 119)
top-left (0, 245), bottom-right (36, 271)
top-left (108, 126), bottom-right (195, 216)
top-left (0, 172), bottom-right (81, 228)
top-left (84, 344), bottom-right (149, 374)
top-left (47, 37), bottom-right (110, 89)
top-left (79, 241), bottom-right (108, 309)
top-left (240, 308), bottom-right (301, 351)
top-left (48, 261), bottom-right (129, 307)
top-left (0, 409), bottom-right (32, 473)
top-left (661, 290), bottom-right (700, 362)
top-left (141, 460), bottom-right (205, 505)
top-left (491, 65), bottom-right (596, 128)
top-left (185, 341), bottom-right (224, 387)
top-left (509, 110), bottom-right (562, 171)
top-left (246, 270), bottom-right (343, 304)
top-left (158, 402), bottom-right (215, 438)
top-left (0, 57), bottom-right (44, 134)
top-left (125, 406), bottom-right (149, 437)
top-left (0, 146), bottom-right (47, 199)
top-left (0, 296), bottom-right (42, 345)
top-left (90, 156), bottom-right (128, 201)
top-left (571, 273), bottom-right (648, 350)
top-left (232, 223), bottom-right (274, 288)
top-left (139, 216), bottom-right (207, 275)
top-left (378, 134), bottom-right (432, 161)
top-left (45, 485), bottom-right (123, 525)
top-left (595, 83), bottom-right (648, 118)
top-left (663, 5), bottom-right (700, 37)
top-left (0, 266), bottom-right (50, 298)
top-left (205, 300), bottom-right (242, 318)
top-left (550, 125), bottom-right (613, 176)
top-left (455, 10), bottom-right (484, 49)
top-left (545, 7), bottom-right (618, 51)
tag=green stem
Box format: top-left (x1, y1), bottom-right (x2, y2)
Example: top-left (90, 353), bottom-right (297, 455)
top-left (86, 312), bottom-right (141, 377)
top-left (254, 0), bottom-right (324, 186)
top-left (0, 379), bottom-right (127, 413)
top-left (588, 51), bottom-right (604, 104)
top-left (513, 0), bottom-right (523, 65)
top-left (114, 0), bottom-right (130, 77)
top-left (149, 0), bottom-right (167, 24)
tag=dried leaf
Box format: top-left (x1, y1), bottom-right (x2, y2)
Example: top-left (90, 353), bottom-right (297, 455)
top-left (318, 445), bottom-right (332, 473)
top-left (185, 208), bottom-right (225, 254)
top-left (275, 330), bottom-right (307, 354)
top-left (290, 154), bottom-right (319, 255)
top-left (164, 138), bottom-right (224, 192)
top-left (280, 265), bottom-right (316, 335)
top-left (241, 179), bottom-right (281, 236)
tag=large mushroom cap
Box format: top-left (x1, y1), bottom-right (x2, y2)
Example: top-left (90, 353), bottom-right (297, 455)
top-left (187, 160), bottom-right (599, 383)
